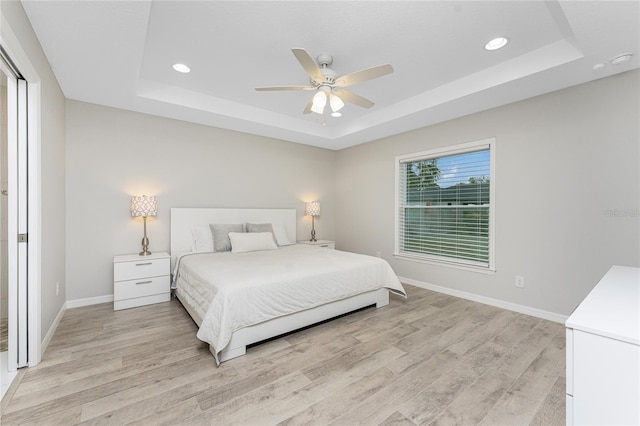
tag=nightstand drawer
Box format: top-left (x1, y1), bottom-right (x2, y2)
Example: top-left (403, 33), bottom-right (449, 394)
top-left (297, 240), bottom-right (335, 249)
top-left (316, 242), bottom-right (335, 249)
top-left (114, 257), bottom-right (170, 281)
top-left (114, 275), bottom-right (170, 301)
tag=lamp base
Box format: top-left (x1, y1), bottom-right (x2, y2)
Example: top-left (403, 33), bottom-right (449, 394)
top-left (139, 219), bottom-right (152, 256)
top-left (310, 216), bottom-right (317, 242)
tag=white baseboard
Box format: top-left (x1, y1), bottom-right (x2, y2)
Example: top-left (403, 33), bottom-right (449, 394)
top-left (41, 302), bottom-right (66, 355)
top-left (399, 276), bottom-right (568, 324)
top-left (66, 294), bottom-right (113, 309)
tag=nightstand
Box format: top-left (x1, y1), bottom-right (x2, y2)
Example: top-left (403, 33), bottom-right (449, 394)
top-left (113, 252), bottom-right (171, 311)
top-left (297, 240), bottom-right (335, 249)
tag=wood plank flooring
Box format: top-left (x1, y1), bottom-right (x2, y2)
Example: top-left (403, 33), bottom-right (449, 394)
top-left (0, 285), bottom-right (566, 425)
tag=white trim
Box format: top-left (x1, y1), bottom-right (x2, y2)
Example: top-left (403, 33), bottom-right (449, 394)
top-left (394, 253), bottom-right (496, 275)
top-left (27, 81), bottom-right (42, 367)
top-left (396, 138), bottom-right (495, 163)
top-left (399, 276), bottom-right (568, 324)
top-left (41, 302), bottom-right (65, 355)
top-left (66, 294), bottom-right (114, 309)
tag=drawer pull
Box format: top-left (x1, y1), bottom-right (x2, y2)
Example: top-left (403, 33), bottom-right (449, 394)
top-left (135, 262), bottom-right (153, 266)
top-left (135, 280), bottom-right (153, 285)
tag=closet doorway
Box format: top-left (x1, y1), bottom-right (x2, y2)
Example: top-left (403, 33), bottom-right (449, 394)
top-left (1, 46), bottom-right (29, 399)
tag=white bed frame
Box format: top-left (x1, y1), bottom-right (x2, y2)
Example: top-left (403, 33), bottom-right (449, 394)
top-left (170, 207), bottom-right (389, 363)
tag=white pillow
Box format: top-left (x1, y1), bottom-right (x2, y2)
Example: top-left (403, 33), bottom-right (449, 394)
top-left (191, 225), bottom-right (214, 252)
top-left (272, 223), bottom-right (294, 246)
top-left (229, 232), bottom-right (278, 253)
top-left (245, 223), bottom-right (276, 244)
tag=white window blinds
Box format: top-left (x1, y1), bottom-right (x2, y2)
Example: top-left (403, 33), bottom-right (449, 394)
top-left (396, 140), bottom-right (494, 269)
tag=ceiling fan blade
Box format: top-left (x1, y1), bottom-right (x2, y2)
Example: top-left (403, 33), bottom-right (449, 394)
top-left (333, 90), bottom-right (375, 109)
top-left (303, 97), bottom-right (313, 114)
top-left (292, 48), bottom-right (323, 85)
top-left (335, 64), bottom-right (394, 87)
top-left (255, 85), bottom-right (315, 91)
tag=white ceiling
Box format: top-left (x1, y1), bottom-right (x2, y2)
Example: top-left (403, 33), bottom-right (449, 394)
top-left (21, 0), bottom-right (639, 150)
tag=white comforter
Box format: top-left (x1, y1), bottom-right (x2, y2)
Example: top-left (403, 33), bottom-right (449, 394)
top-left (174, 245), bottom-right (406, 361)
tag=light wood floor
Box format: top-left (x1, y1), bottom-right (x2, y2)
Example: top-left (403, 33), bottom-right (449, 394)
top-left (0, 285), bottom-right (566, 425)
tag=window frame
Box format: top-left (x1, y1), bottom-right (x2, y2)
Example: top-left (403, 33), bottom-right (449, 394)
top-left (394, 138), bottom-right (496, 273)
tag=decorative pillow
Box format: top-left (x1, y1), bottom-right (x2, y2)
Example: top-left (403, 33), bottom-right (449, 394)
top-left (245, 223), bottom-right (276, 244)
top-left (191, 225), bottom-right (214, 252)
top-left (210, 223), bottom-right (245, 252)
top-left (228, 232), bottom-right (278, 253)
top-left (271, 223), bottom-right (294, 246)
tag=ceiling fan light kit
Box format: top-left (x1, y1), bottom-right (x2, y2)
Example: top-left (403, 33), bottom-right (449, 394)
top-left (256, 48), bottom-right (394, 117)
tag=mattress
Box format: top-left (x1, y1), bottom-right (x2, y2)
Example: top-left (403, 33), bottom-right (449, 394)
top-left (174, 244), bottom-right (406, 358)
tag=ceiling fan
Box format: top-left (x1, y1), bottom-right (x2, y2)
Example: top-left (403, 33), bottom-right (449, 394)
top-left (255, 48), bottom-right (394, 116)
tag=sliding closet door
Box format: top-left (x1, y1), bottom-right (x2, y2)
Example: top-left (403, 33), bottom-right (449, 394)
top-left (15, 78), bottom-right (27, 368)
top-left (1, 49), bottom-right (29, 370)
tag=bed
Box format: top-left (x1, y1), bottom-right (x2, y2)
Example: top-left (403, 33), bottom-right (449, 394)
top-left (170, 207), bottom-right (406, 364)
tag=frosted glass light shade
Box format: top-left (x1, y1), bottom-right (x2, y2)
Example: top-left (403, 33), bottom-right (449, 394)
top-left (130, 195), bottom-right (157, 217)
top-left (311, 91), bottom-right (327, 114)
top-left (305, 201), bottom-right (320, 216)
top-left (310, 102), bottom-right (325, 114)
top-left (312, 91), bottom-right (327, 108)
top-left (329, 93), bottom-right (344, 112)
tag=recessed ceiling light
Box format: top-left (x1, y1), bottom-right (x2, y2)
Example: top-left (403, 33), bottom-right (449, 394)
top-left (610, 54), bottom-right (633, 66)
top-left (484, 37), bottom-right (509, 51)
top-left (592, 63), bottom-right (606, 72)
top-left (331, 112), bottom-right (342, 118)
top-left (172, 63), bottom-right (191, 73)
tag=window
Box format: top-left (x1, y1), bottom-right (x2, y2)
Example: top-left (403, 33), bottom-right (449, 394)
top-left (395, 139), bottom-right (495, 271)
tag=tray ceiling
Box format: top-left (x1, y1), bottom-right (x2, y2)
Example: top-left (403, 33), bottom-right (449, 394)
top-left (21, 1), bottom-right (639, 150)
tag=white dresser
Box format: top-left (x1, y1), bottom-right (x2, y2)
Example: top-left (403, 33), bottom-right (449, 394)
top-left (565, 265), bottom-right (640, 425)
top-left (113, 252), bottom-right (171, 310)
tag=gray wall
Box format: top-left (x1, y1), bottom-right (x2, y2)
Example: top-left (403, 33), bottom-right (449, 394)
top-left (1, 0), bottom-right (67, 342)
top-left (65, 100), bottom-right (336, 301)
top-left (335, 70), bottom-right (639, 316)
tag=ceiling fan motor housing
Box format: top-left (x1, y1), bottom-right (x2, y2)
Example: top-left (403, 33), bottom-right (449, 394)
top-left (309, 54), bottom-right (337, 86)
top-left (312, 66), bottom-right (337, 87)
top-left (316, 54), bottom-right (333, 67)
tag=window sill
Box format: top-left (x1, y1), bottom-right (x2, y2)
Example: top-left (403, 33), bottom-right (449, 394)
top-left (393, 253), bottom-right (496, 275)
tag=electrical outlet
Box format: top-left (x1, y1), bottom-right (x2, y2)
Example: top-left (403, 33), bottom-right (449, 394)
top-left (515, 276), bottom-right (525, 288)
top-left (56, 281), bottom-right (60, 296)
top-left (375, 251), bottom-right (382, 258)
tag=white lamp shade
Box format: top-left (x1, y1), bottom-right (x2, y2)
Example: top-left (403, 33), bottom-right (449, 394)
top-left (305, 201), bottom-right (320, 216)
top-left (130, 195), bottom-right (157, 217)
